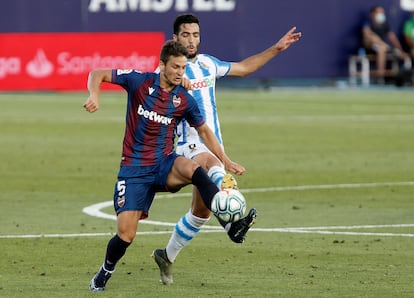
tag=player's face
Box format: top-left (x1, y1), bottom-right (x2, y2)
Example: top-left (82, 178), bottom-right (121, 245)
top-left (159, 55), bottom-right (187, 89)
top-left (174, 23), bottom-right (200, 59)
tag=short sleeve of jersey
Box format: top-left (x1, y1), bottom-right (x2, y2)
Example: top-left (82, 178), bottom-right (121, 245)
top-left (199, 54), bottom-right (231, 78)
top-left (111, 69), bottom-right (144, 92)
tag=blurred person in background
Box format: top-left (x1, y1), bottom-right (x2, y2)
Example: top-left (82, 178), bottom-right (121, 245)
top-left (362, 5), bottom-right (411, 83)
top-left (403, 11), bottom-right (414, 71)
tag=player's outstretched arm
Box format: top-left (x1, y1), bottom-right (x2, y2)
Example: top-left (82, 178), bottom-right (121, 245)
top-left (228, 26), bottom-right (302, 77)
top-left (83, 69), bottom-right (112, 113)
top-left (196, 124), bottom-right (245, 176)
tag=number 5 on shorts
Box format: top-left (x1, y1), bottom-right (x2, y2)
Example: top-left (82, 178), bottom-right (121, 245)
top-left (117, 180), bottom-right (126, 197)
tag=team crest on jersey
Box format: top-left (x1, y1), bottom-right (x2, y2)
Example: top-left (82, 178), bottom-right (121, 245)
top-left (200, 62), bottom-right (209, 69)
top-left (117, 196), bottom-right (125, 208)
top-left (173, 95), bottom-right (181, 107)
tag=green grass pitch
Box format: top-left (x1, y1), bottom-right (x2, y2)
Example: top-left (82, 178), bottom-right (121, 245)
top-left (1, 89), bottom-right (414, 297)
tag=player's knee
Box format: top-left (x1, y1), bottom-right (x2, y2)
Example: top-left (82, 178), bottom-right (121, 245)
top-left (118, 232), bottom-right (135, 243)
top-left (190, 163), bottom-right (202, 175)
top-left (378, 45), bottom-right (388, 53)
top-left (205, 157), bottom-right (221, 170)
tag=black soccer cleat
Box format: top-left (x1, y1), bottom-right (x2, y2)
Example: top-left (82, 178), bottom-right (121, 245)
top-left (227, 208), bottom-right (257, 243)
top-left (89, 266), bottom-right (113, 291)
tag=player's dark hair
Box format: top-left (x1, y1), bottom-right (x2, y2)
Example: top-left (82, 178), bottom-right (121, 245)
top-left (160, 40), bottom-right (188, 64)
top-left (173, 14), bottom-right (200, 35)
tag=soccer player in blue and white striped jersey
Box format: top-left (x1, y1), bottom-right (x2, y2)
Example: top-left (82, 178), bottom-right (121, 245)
top-left (153, 14), bottom-right (301, 285)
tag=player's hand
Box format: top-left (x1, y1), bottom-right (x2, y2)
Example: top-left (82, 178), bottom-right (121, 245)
top-left (181, 77), bottom-right (192, 91)
top-left (225, 160), bottom-right (246, 176)
top-left (83, 94), bottom-right (99, 113)
top-left (274, 26), bottom-right (302, 52)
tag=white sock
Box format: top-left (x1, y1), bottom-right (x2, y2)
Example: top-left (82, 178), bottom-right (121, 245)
top-left (207, 165), bottom-right (226, 189)
top-left (208, 165), bottom-right (233, 230)
top-left (165, 210), bottom-right (210, 263)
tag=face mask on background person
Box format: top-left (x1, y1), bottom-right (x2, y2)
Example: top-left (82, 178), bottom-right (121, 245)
top-left (375, 13), bottom-right (386, 24)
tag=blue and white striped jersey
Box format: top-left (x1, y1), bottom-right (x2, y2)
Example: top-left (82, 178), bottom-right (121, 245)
top-left (176, 54), bottom-right (231, 146)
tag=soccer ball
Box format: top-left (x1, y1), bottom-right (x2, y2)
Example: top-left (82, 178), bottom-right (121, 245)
top-left (211, 189), bottom-right (246, 223)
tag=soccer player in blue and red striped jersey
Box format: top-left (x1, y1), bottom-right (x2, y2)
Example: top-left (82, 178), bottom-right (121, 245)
top-left (84, 40), bottom-right (244, 291)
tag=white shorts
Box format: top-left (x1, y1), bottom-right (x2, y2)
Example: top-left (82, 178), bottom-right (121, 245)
top-left (176, 140), bottom-right (224, 162)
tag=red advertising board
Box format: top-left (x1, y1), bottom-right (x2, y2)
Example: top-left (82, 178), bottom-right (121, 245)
top-left (0, 32), bottom-right (165, 91)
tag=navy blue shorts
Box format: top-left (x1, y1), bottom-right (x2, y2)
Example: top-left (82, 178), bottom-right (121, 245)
top-left (113, 153), bottom-right (179, 219)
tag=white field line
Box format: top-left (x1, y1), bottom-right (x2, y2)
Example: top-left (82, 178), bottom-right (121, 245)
top-left (252, 228), bottom-right (414, 237)
top-left (240, 181), bottom-right (414, 193)
top-left (0, 230), bottom-right (225, 239)
top-left (1, 181), bottom-right (414, 239)
top-left (2, 225), bottom-right (414, 239)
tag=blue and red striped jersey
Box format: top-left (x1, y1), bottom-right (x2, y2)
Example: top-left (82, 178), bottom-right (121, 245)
top-left (112, 69), bottom-right (205, 167)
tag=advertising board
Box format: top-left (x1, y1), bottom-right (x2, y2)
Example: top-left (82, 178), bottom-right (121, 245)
top-left (0, 32), bottom-right (164, 90)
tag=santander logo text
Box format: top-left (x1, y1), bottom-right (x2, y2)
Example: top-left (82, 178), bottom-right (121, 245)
top-left (137, 104), bottom-right (173, 125)
top-left (0, 49), bottom-right (157, 79)
top-left (0, 32), bottom-right (163, 90)
top-left (57, 52), bottom-right (156, 74)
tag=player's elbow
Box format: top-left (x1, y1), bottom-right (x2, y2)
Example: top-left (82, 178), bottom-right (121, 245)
top-left (237, 71), bottom-right (250, 78)
top-left (230, 63), bottom-right (252, 77)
